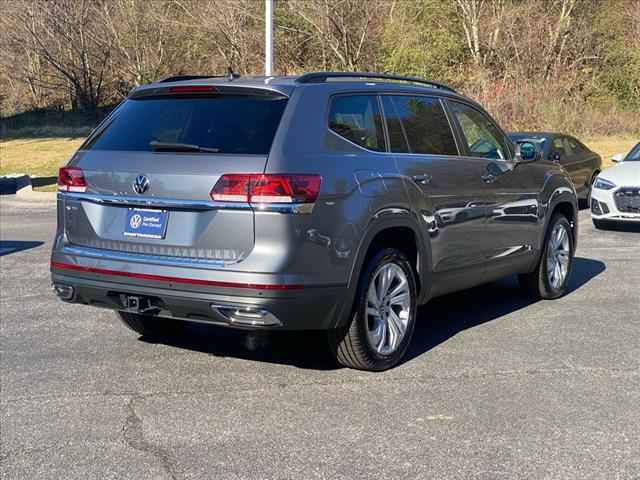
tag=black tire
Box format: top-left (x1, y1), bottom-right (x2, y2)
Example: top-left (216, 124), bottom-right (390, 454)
top-left (328, 248), bottom-right (418, 371)
top-left (519, 214), bottom-right (574, 300)
top-left (117, 311), bottom-right (184, 338)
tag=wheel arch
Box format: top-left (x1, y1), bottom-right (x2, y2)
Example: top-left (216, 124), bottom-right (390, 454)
top-left (333, 208), bottom-right (432, 328)
top-left (542, 187), bottom-right (579, 253)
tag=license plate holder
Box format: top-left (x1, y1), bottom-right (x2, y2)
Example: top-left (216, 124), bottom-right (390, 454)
top-left (124, 208), bottom-right (169, 240)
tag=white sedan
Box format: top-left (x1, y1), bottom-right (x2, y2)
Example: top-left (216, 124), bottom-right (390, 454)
top-left (591, 142), bottom-right (640, 229)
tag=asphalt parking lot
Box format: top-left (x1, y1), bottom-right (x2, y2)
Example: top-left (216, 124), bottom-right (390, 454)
top-left (1, 196), bottom-right (639, 480)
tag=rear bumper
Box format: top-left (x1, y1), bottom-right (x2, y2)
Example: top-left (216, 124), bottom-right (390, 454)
top-left (52, 269), bottom-right (347, 330)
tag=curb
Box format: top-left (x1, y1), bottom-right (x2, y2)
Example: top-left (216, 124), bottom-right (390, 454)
top-left (0, 175), bottom-right (31, 195)
top-left (0, 175), bottom-right (57, 202)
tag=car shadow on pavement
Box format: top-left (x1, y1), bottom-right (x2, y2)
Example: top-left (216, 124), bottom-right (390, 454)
top-left (405, 256), bottom-right (606, 363)
top-left (0, 240), bottom-right (44, 256)
top-left (141, 256), bottom-right (605, 371)
top-left (142, 324), bottom-right (341, 370)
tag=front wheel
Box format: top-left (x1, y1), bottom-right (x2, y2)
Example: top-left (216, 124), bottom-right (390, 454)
top-left (519, 214), bottom-right (574, 300)
top-left (329, 248), bottom-right (418, 371)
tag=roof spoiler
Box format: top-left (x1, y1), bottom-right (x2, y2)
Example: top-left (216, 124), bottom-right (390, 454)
top-left (160, 68), bottom-right (241, 84)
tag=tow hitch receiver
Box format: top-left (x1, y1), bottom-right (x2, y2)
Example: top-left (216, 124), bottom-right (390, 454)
top-left (123, 295), bottom-right (153, 313)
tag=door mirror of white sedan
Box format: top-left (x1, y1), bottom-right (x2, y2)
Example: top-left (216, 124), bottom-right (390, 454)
top-left (611, 153), bottom-right (625, 163)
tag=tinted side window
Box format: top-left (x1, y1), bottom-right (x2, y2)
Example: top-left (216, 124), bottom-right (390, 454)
top-left (328, 95), bottom-right (385, 152)
top-left (381, 96), bottom-right (410, 153)
top-left (567, 137), bottom-right (584, 153)
top-left (552, 137), bottom-right (568, 157)
top-left (549, 137), bottom-right (571, 162)
top-left (388, 96), bottom-right (458, 155)
top-left (449, 101), bottom-right (511, 160)
top-left (562, 137), bottom-right (575, 156)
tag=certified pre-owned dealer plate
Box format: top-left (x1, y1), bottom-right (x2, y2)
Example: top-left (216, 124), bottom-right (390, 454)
top-left (124, 208), bottom-right (169, 239)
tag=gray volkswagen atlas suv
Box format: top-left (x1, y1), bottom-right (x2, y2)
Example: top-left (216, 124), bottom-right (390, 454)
top-left (51, 72), bottom-right (578, 371)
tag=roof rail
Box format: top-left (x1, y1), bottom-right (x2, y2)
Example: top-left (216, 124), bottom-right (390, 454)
top-left (295, 72), bottom-right (456, 93)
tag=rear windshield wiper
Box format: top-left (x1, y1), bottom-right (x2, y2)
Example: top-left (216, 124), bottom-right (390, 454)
top-left (149, 141), bottom-right (221, 153)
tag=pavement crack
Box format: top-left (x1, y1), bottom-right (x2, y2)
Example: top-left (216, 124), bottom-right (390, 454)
top-left (122, 395), bottom-right (181, 480)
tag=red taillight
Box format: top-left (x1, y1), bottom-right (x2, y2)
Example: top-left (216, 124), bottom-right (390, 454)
top-left (210, 174), bottom-right (254, 202)
top-left (167, 85), bottom-right (217, 94)
top-left (58, 167), bottom-right (87, 193)
top-left (210, 174), bottom-right (321, 204)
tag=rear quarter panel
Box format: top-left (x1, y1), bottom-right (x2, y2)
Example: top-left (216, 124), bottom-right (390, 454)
top-left (263, 85), bottom-right (431, 319)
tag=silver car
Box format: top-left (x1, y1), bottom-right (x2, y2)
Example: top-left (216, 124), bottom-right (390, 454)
top-left (52, 72), bottom-right (579, 371)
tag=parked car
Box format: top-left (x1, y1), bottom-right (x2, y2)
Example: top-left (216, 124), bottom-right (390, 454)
top-left (509, 132), bottom-right (602, 205)
top-left (591, 142), bottom-right (640, 229)
top-left (51, 72), bottom-right (579, 371)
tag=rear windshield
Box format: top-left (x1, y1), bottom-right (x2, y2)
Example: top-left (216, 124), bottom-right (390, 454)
top-left (85, 95), bottom-right (288, 155)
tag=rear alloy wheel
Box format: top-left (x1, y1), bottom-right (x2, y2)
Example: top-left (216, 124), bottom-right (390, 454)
top-left (519, 214), bottom-right (574, 300)
top-left (117, 311), bottom-right (185, 338)
top-left (330, 248), bottom-right (417, 371)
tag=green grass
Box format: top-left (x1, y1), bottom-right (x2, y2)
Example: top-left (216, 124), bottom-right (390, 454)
top-left (0, 137), bottom-right (84, 177)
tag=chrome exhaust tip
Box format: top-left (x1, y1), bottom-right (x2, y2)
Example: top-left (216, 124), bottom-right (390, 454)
top-left (210, 304), bottom-right (282, 327)
top-left (53, 283), bottom-right (75, 301)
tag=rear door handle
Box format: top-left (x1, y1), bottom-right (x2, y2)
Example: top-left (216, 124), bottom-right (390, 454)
top-left (412, 174), bottom-right (432, 185)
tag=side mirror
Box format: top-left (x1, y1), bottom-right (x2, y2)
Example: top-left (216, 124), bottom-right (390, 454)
top-left (515, 142), bottom-right (539, 163)
top-left (612, 153), bottom-right (624, 163)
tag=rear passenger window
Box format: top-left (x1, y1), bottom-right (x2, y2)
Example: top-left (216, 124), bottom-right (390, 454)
top-left (328, 95), bottom-right (385, 152)
top-left (385, 96), bottom-right (458, 155)
top-left (567, 137), bottom-right (584, 153)
top-left (381, 96), bottom-right (410, 153)
top-left (551, 137), bottom-right (567, 157)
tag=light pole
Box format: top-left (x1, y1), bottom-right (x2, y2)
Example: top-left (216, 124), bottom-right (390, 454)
top-left (265, 0), bottom-right (274, 76)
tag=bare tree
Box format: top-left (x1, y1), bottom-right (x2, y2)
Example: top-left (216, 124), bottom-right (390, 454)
top-left (98, 0), bottom-right (174, 89)
top-left (454, 0), bottom-right (506, 68)
top-left (2, 0), bottom-right (113, 111)
top-left (285, 0), bottom-right (390, 71)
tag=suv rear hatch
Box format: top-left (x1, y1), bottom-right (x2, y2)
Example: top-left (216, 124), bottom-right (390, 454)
top-left (61, 85), bottom-right (288, 264)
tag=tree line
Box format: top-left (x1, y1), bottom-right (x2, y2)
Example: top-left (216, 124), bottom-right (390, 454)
top-left (1, 0), bottom-right (638, 136)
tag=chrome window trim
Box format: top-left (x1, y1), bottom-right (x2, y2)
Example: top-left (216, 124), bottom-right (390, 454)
top-left (57, 192), bottom-right (314, 214)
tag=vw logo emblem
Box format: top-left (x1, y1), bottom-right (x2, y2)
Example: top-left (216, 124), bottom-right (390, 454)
top-left (129, 214), bottom-right (143, 229)
top-left (133, 175), bottom-right (150, 194)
